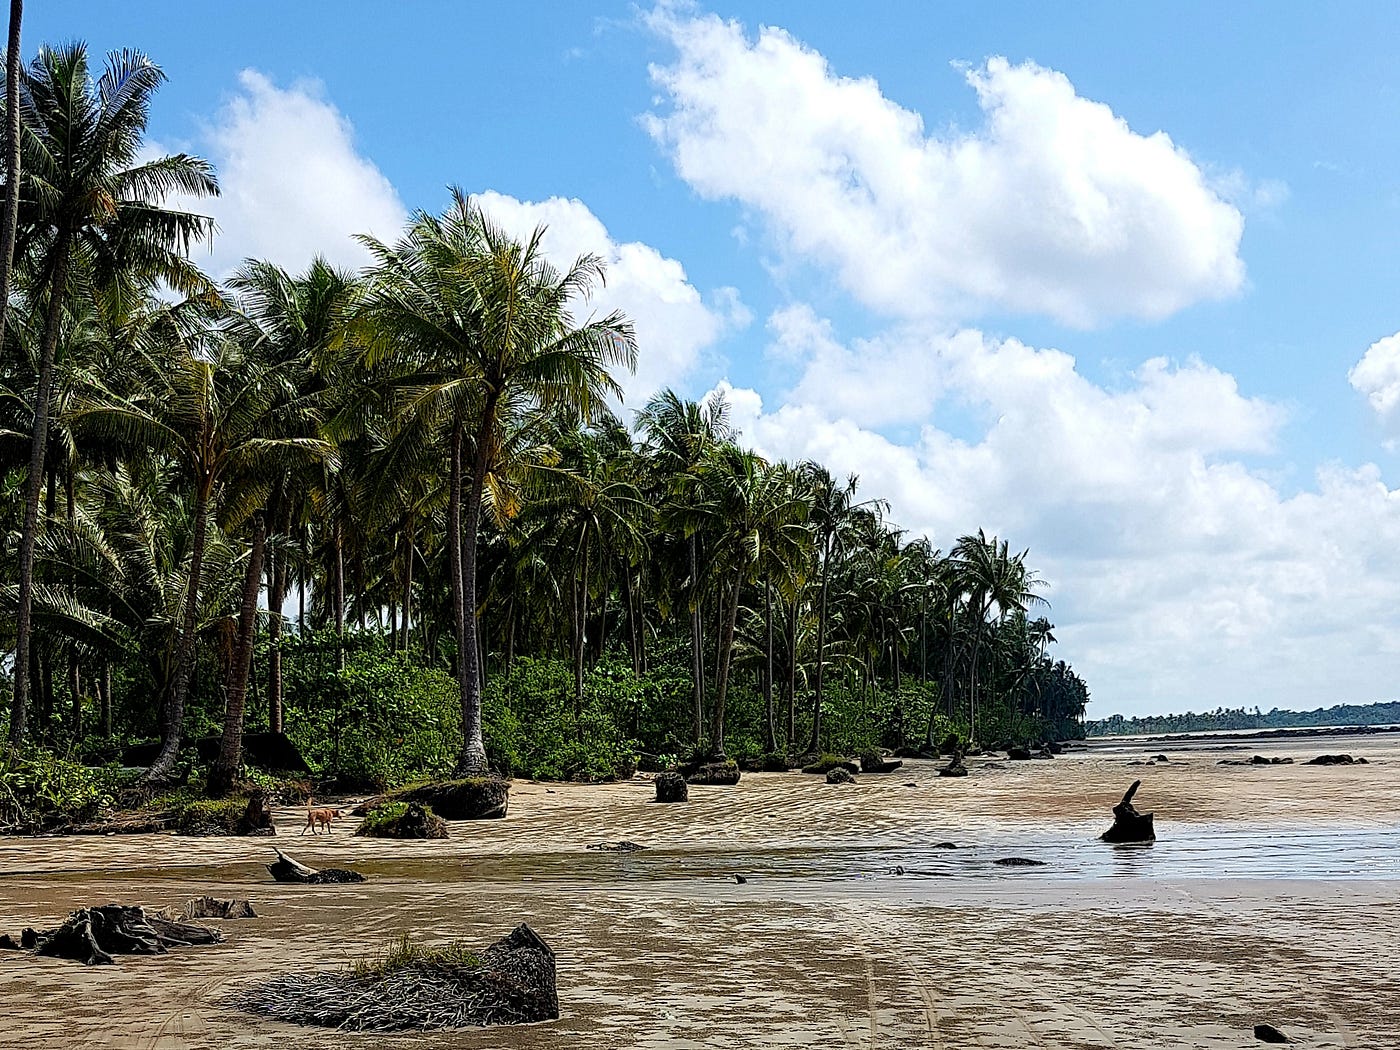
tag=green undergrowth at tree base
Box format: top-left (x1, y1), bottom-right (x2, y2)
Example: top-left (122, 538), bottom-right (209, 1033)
top-left (351, 932), bottom-right (483, 979)
top-left (173, 796), bottom-right (250, 835)
top-left (355, 800), bottom-right (448, 839)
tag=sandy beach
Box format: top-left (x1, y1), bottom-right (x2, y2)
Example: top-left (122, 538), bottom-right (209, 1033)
top-left (2, 734), bottom-right (1398, 1049)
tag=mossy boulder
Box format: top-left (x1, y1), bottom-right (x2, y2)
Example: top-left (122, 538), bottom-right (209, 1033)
top-left (653, 772), bottom-right (688, 803)
top-left (387, 778), bottom-right (509, 820)
top-left (801, 754), bottom-right (859, 776)
top-left (174, 790), bottom-right (275, 836)
top-left (860, 752), bottom-right (903, 774)
top-left (825, 768), bottom-right (856, 785)
top-left (356, 801), bottom-right (449, 840)
top-left (684, 759), bottom-right (741, 786)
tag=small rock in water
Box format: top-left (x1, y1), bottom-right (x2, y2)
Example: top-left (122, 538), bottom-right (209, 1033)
top-left (993, 857), bottom-right (1046, 867)
top-left (902, 782), bottom-right (918, 788)
top-left (586, 841), bottom-right (646, 852)
top-left (889, 865), bottom-right (906, 875)
top-left (931, 841), bottom-right (958, 850)
top-left (731, 873), bottom-right (748, 884)
top-left (1254, 1022), bottom-right (1291, 1043)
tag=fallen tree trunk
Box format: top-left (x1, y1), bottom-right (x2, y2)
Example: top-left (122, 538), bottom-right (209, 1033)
top-left (15, 905), bottom-right (222, 966)
top-left (267, 846), bottom-right (367, 884)
top-left (1100, 779), bottom-right (1155, 843)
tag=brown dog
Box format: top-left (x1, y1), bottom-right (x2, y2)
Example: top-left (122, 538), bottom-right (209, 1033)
top-left (301, 799), bottom-right (339, 835)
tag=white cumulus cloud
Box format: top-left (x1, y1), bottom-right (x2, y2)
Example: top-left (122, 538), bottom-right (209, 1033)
top-left (709, 311), bottom-right (1400, 716)
top-left (196, 70), bottom-right (408, 277)
top-left (1349, 331), bottom-right (1400, 425)
top-left (475, 191), bottom-right (748, 405)
top-left (644, 9), bottom-right (1245, 327)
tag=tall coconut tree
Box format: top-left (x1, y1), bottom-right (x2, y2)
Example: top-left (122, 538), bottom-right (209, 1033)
top-left (636, 390), bottom-right (733, 746)
top-left (357, 189), bottom-right (635, 775)
top-left (8, 44), bottom-right (216, 745)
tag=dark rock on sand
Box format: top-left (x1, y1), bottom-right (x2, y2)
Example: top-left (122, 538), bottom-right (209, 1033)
top-left (993, 857), bottom-right (1046, 867)
top-left (826, 767), bottom-right (856, 785)
top-left (1007, 747), bottom-right (1033, 761)
top-left (800, 755), bottom-right (860, 775)
top-left (654, 772), bottom-right (688, 803)
top-left (0, 933), bottom-right (21, 950)
top-left (1306, 754), bottom-right (1365, 766)
top-left (932, 841), bottom-right (958, 849)
top-left (860, 752), bottom-right (903, 774)
top-left (893, 746), bottom-right (937, 760)
top-left (586, 841), bottom-right (646, 852)
top-left (1254, 1022), bottom-right (1291, 1043)
top-left (937, 752), bottom-right (968, 777)
top-left (685, 760), bottom-right (741, 786)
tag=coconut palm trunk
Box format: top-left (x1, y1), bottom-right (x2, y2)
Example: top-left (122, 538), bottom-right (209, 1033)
top-left (143, 480), bottom-right (211, 782)
top-left (688, 535), bottom-right (705, 745)
top-left (0, 0), bottom-right (21, 348)
top-left (10, 234), bottom-right (71, 745)
top-left (763, 576), bottom-right (776, 753)
top-left (209, 512), bottom-right (267, 795)
top-left (455, 414), bottom-right (492, 775)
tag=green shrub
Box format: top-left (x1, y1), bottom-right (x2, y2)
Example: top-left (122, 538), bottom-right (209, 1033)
top-left (0, 750), bottom-right (132, 831)
top-left (173, 796), bottom-right (248, 835)
top-left (352, 932), bottom-right (482, 978)
top-left (282, 646), bottom-right (460, 789)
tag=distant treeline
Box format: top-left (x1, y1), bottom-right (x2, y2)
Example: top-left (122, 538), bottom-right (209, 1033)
top-left (1086, 702), bottom-right (1400, 737)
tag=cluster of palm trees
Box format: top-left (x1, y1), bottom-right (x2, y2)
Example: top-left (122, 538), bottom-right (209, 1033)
top-left (0, 38), bottom-right (1088, 791)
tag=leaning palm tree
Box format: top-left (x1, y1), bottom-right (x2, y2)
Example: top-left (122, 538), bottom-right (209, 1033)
top-left (357, 189), bottom-right (636, 775)
top-left (8, 43), bottom-right (217, 745)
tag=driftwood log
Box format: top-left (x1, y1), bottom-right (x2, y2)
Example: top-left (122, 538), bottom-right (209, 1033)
top-left (15, 905), bottom-right (222, 966)
top-left (267, 846), bottom-right (367, 884)
top-left (1101, 780), bottom-right (1155, 842)
top-left (240, 923), bottom-right (559, 1031)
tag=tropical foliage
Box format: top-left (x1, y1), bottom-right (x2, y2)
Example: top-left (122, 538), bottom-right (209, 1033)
top-left (0, 38), bottom-right (1090, 795)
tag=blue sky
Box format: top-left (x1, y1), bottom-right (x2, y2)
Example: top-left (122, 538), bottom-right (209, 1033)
top-left (30, 2), bottom-right (1400, 716)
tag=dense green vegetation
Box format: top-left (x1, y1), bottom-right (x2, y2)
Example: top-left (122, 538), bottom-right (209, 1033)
top-left (1088, 701), bottom-right (1400, 737)
top-left (0, 37), bottom-right (1089, 807)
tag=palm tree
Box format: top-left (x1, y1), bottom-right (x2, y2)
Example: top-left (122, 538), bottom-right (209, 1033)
top-left (357, 189), bottom-right (636, 775)
top-left (636, 390), bottom-right (733, 746)
top-left (226, 257), bottom-right (359, 732)
top-left (701, 448), bottom-right (807, 754)
top-left (950, 529), bottom-right (1044, 743)
top-left (8, 44), bottom-right (216, 745)
top-left (70, 313), bottom-right (328, 784)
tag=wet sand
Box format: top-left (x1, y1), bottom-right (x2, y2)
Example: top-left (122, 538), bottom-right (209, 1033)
top-left (2, 735), bottom-right (1399, 1048)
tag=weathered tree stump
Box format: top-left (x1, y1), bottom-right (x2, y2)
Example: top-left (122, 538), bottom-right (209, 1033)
top-left (15, 905), bottom-right (222, 966)
top-left (239, 923), bottom-right (559, 1031)
top-left (391, 778), bottom-right (510, 819)
top-left (937, 751), bottom-right (968, 778)
top-left (1100, 780), bottom-right (1155, 843)
top-left (653, 772), bottom-right (688, 803)
top-left (159, 896), bottom-right (257, 921)
top-left (826, 767), bottom-right (856, 784)
top-left (267, 847), bottom-right (367, 884)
